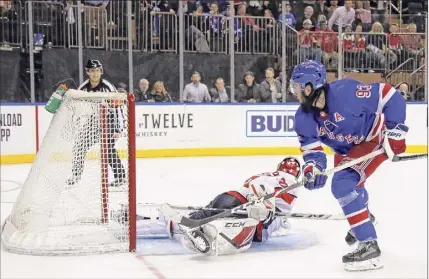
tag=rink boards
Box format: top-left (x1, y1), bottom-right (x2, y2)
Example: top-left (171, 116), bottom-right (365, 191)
top-left (0, 103), bottom-right (427, 164)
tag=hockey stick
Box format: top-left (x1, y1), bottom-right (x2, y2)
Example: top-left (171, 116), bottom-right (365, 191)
top-left (162, 148), bottom-right (385, 229)
top-left (139, 202), bottom-right (346, 221)
top-left (136, 208), bottom-right (345, 221)
top-left (392, 153), bottom-right (427, 162)
top-left (232, 210), bottom-right (345, 220)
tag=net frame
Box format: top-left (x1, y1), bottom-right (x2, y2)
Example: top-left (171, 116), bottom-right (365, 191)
top-left (1, 90), bottom-right (136, 255)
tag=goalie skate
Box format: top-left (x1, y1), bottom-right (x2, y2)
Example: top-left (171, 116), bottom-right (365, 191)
top-left (343, 240), bottom-right (383, 271)
top-left (181, 227), bottom-right (211, 254)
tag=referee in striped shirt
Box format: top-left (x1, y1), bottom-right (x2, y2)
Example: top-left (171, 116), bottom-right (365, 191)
top-left (66, 60), bottom-right (126, 188)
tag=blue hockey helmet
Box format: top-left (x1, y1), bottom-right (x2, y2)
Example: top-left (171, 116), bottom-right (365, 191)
top-left (289, 60), bottom-right (327, 97)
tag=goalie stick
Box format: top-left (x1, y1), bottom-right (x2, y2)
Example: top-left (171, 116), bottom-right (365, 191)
top-left (136, 208), bottom-right (345, 221)
top-left (162, 148), bottom-right (385, 229)
top-left (139, 203), bottom-right (346, 221)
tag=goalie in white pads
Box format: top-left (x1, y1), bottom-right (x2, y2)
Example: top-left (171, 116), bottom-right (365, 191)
top-left (140, 157), bottom-right (301, 256)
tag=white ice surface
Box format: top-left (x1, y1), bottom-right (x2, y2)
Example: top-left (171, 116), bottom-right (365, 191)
top-left (1, 156), bottom-right (427, 278)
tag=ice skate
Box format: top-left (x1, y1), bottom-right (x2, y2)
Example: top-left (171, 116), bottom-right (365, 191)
top-left (345, 213), bottom-right (377, 245)
top-left (181, 227), bottom-right (211, 254)
top-left (343, 240), bottom-right (383, 271)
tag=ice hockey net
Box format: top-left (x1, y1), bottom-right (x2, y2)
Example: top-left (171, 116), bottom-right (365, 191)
top-left (1, 89), bottom-right (136, 255)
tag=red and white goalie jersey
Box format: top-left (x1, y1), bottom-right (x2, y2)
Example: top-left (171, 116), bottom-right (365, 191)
top-left (226, 157), bottom-right (301, 242)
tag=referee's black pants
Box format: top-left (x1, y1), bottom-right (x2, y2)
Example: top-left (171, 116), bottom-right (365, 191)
top-left (71, 117), bottom-right (126, 180)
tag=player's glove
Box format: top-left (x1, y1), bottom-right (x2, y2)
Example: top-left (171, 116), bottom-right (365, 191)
top-left (302, 161), bottom-right (327, 190)
top-left (383, 123), bottom-right (408, 160)
top-left (246, 203), bottom-right (272, 221)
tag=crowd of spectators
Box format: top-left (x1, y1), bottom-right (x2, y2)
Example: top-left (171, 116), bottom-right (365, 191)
top-left (0, 0), bottom-right (427, 102)
top-left (135, 67), bottom-right (298, 103)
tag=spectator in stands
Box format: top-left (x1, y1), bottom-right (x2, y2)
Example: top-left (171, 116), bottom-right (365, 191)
top-left (277, 2), bottom-right (296, 28)
top-left (315, 20), bottom-right (338, 69)
top-left (170, 0), bottom-right (197, 15)
top-left (397, 82), bottom-right (412, 101)
top-left (343, 24), bottom-right (368, 72)
top-left (263, 9), bottom-right (276, 29)
top-left (388, 23), bottom-right (403, 63)
top-left (236, 71), bottom-right (261, 103)
top-left (296, 19), bottom-right (322, 62)
top-left (328, 0), bottom-right (355, 33)
top-left (315, 14), bottom-right (327, 29)
top-left (247, 1), bottom-right (264, 16)
top-left (207, 2), bottom-right (225, 52)
top-left (260, 67), bottom-right (282, 103)
top-left (367, 21), bottom-right (397, 70)
top-left (83, 0), bottom-right (109, 47)
top-left (183, 71), bottom-right (211, 102)
top-left (400, 23), bottom-right (424, 63)
top-left (313, 0), bottom-right (329, 21)
top-left (150, 81), bottom-right (172, 102)
top-left (118, 82), bottom-right (127, 92)
top-left (236, 3), bottom-right (261, 52)
top-left (354, 24), bottom-right (372, 72)
top-left (260, 9), bottom-right (276, 52)
top-left (366, 21), bottom-right (384, 67)
top-left (276, 71), bottom-right (284, 83)
top-left (293, 0), bottom-right (316, 24)
top-left (246, 1), bottom-right (277, 18)
top-left (209, 77), bottom-right (230, 102)
top-left (275, 71), bottom-right (299, 102)
top-left (185, 5), bottom-right (210, 52)
top-left (0, 0), bottom-right (16, 48)
top-left (326, 0), bottom-right (338, 19)
top-left (296, 6), bottom-right (316, 31)
top-left (214, 0), bottom-right (229, 13)
top-left (354, 0), bottom-right (372, 31)
top-left (135, 79), bottom-right (153, 102)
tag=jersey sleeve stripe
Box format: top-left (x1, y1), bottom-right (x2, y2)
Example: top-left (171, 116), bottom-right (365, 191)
top-left (274, 191), bottom-right (296, 205)
top-left (275, 200), bottom-right (294, 212)
top-left (77, 80), bottom-right (89, 90)
top-left (365, 112), bottom-right (385, 142)
top-left (377, 83), bottom-right (397, 111)
top-left (300, 141), bottom-right (322, 151)
top-left (102, 80), bottom-right (117, 92)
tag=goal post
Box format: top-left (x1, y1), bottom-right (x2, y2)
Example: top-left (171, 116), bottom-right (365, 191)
top-left (1, 89), bottom-right (136, 255)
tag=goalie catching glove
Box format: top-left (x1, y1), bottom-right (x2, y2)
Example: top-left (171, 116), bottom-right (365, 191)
top-left (383, 123), bottom-right (408, 160)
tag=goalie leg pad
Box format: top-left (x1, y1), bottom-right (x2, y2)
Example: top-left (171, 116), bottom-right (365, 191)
top-left (181, 217), bottom-right (259, 256)
top-left (189, 192), bottom-right (245, 220)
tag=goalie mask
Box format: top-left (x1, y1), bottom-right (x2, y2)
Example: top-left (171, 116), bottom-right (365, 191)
top-left (277, 157), bottom-right (301, 179)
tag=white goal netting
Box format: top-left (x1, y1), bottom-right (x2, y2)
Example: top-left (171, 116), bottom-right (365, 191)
top-left (1, 90), bottom-right (136, 255)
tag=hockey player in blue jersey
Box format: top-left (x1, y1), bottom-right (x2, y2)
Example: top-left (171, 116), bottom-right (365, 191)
top-left (289, 60), bottom-right (408, 271)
